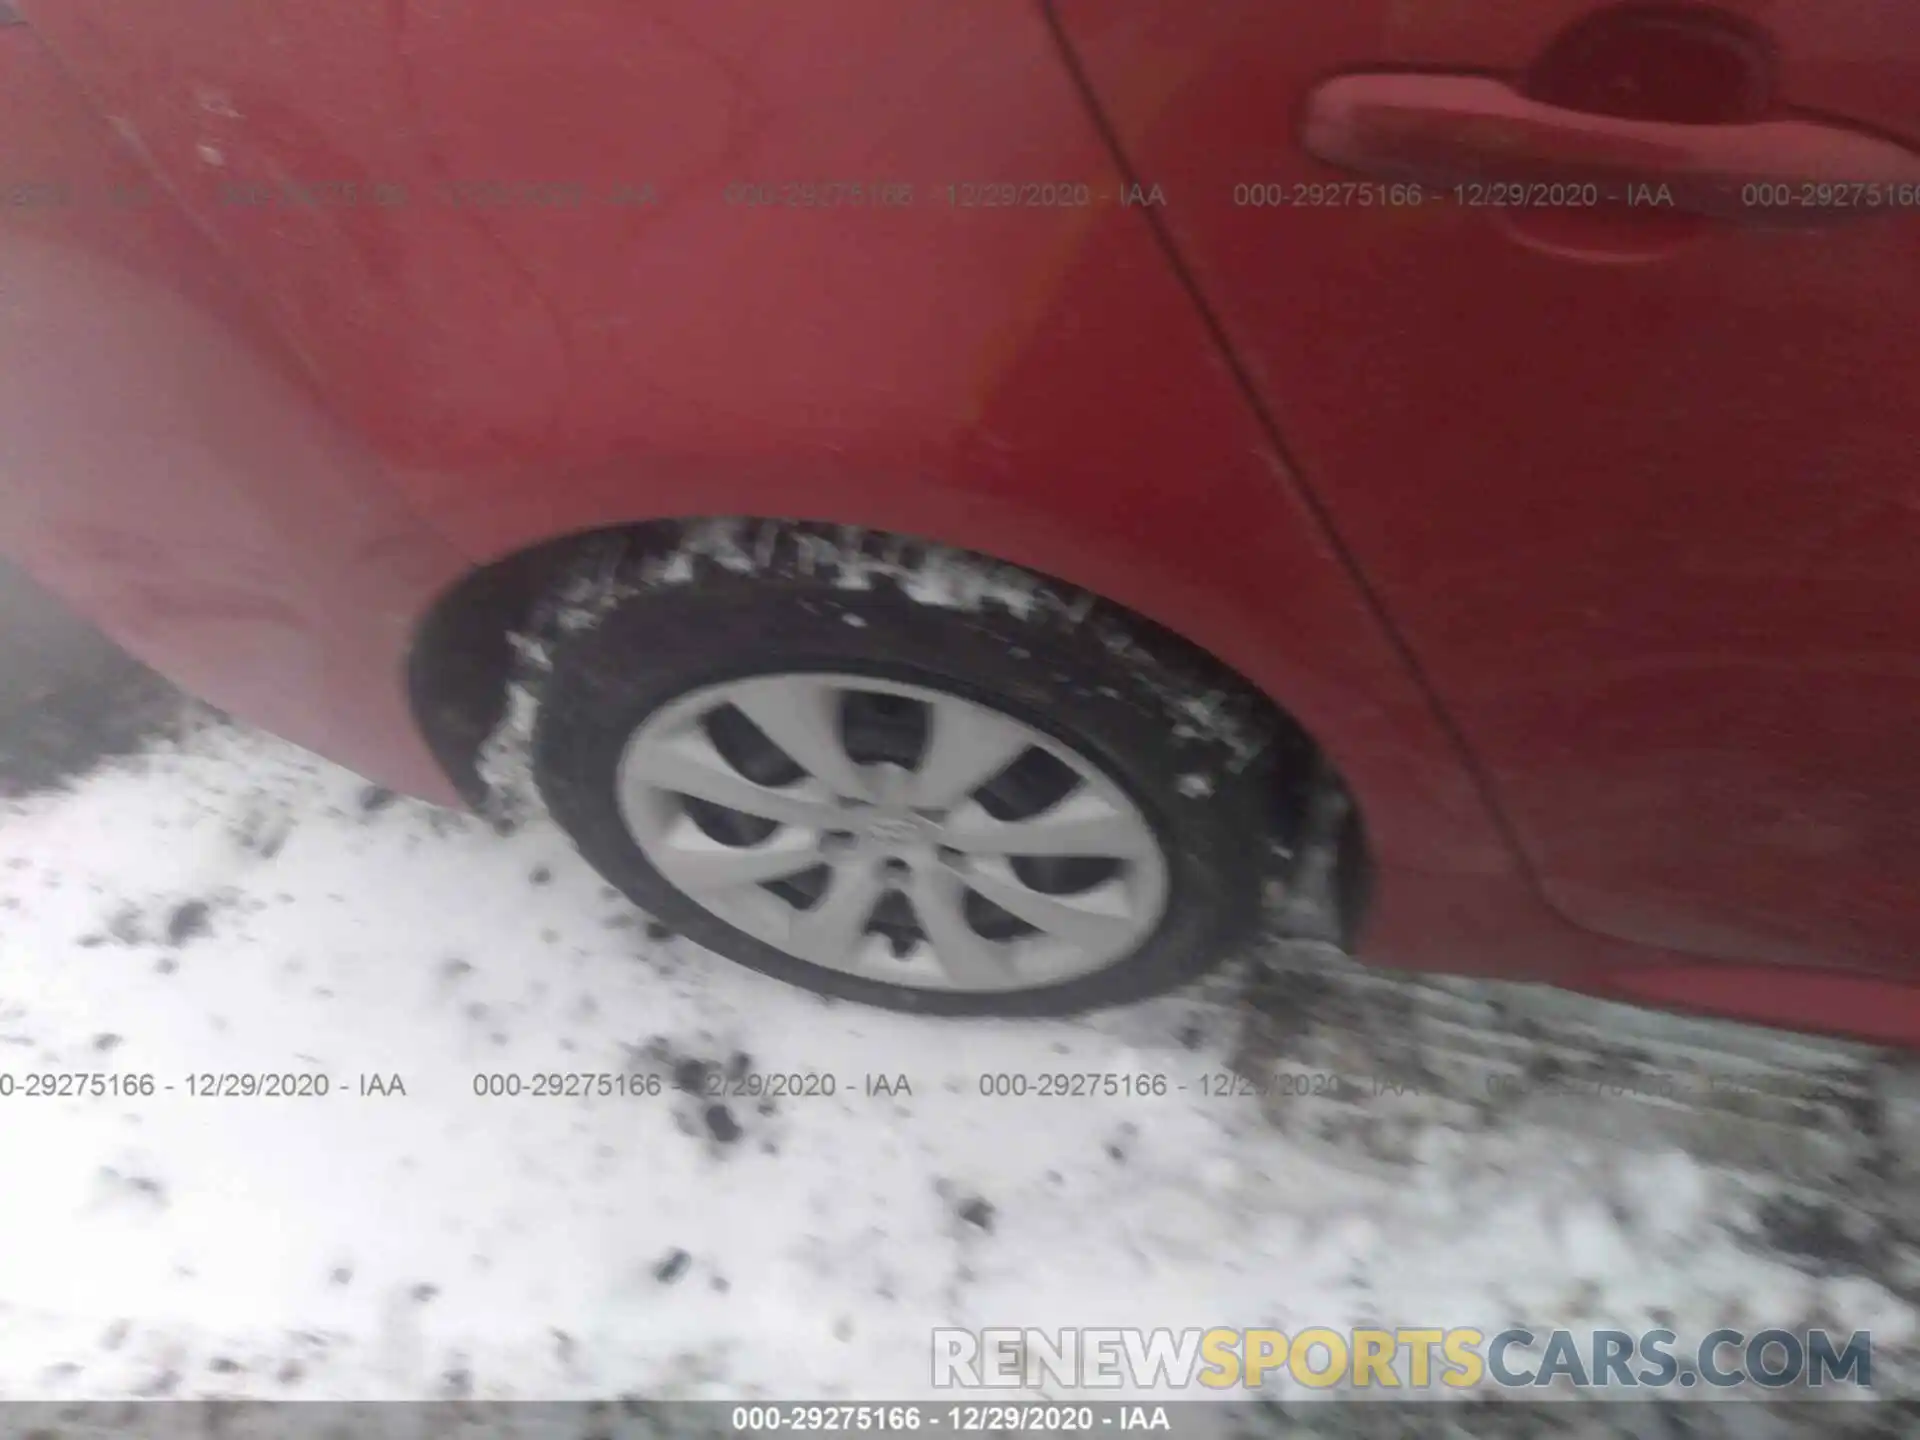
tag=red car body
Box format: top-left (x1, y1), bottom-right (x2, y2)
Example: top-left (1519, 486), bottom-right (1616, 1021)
top-left (1, 0), bottom-right (1915, 1039)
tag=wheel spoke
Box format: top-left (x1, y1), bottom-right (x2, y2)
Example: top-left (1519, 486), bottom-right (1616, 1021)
top-left (648, 817), bottom-right (823, 894)
top-left (908, 699), bottom-right (1033, 808)
top-left (908, 866), bottom-right (1016, 988)
top-left (957, 858), bottom-right (1138, 950)
top-left (623, 729), bottom-right (839, 827)
top-left (786, 858), bottom-right (887, 965)
top-left (942, 789), bottom-right (1157, 858)
top-left (728, 676), bottom-right (875, 800)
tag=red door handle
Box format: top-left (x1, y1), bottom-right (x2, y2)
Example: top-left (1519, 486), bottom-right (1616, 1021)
top-left (1303, 73), bottom-right (1920, 222)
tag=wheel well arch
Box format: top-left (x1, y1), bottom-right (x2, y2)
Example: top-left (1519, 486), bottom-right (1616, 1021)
top-left (405, 517), bottom-right (1373, 945)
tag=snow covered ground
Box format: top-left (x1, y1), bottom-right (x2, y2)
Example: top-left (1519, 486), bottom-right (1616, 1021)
top-left (0, 685), bottom-right (1916, 1417)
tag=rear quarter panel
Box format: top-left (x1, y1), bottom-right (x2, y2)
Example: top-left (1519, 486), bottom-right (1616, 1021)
top-left (12, 0), bottom-right (1618, 982)
top-left (0, 20), bottom-right (466, 798)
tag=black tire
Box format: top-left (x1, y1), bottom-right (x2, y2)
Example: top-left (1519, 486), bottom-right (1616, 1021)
top-left (529, 521), bottom-right (1280, 1017)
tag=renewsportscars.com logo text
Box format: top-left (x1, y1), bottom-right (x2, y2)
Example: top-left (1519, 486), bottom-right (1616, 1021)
top-left (931, 1327), bottom-right (1872, 1393)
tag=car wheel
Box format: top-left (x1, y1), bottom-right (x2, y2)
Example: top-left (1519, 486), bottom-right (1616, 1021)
top-left (529, 522), bottom-right (1280, 1016)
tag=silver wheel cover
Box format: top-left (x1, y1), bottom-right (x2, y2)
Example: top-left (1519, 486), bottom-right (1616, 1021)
top-left (615, 673), bottom-right (1170, 993)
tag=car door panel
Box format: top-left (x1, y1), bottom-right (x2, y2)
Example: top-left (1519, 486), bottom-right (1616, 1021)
top-left (1052, 0), bottom-right (1920, 973)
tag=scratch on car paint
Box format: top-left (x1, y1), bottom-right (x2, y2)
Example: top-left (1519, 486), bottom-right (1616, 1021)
top-left (193, 86), bottom-right (242, 119)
